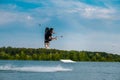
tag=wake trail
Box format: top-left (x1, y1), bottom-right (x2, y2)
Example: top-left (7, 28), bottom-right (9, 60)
top-left (0, 64), bottom-right (72, 72)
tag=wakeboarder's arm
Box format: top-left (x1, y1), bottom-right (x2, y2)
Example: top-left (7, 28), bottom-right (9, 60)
top-left (49, 36), bottom-right (57, 40)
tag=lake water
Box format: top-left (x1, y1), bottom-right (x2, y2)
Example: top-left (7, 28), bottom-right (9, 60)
top-left (0, 60), bottom-right (120, 80)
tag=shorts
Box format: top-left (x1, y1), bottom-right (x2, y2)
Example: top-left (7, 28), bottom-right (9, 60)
top-left (45, 40), bottom-right (49, 43)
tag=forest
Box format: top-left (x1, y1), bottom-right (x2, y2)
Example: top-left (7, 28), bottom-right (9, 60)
top-left (0, 47), bottom-right (120, 62)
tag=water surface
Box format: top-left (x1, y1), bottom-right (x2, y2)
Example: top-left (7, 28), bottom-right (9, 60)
top-left (0, 60), bottom-right (120, 80)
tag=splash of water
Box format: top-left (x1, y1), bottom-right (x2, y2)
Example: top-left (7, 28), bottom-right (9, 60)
top-left (0, 64), bottom-right (72, 72)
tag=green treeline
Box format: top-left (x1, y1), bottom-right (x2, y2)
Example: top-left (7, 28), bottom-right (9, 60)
top-left (0, 47), bottom-right (120, 62)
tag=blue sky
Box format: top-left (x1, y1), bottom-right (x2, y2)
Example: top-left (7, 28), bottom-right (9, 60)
top-left (0, 0), bottom-right (120, 54)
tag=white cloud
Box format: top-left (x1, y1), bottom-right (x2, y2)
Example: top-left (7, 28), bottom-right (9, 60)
top-left (49, 0), bottom-right (119, 20)
top-left (0, 4), bottom-right (17, 10)
top-left (12, 0), bottom-right (120, 20)
top-left (0, 11), bottom-right (17, 25)
top-left (81, 7), bottom-right (116, 19)
top-left (0, 0), bottom-right (119, 26)
top-left (0, 10), bottom-right (42, 27)
top-left (26, 15), bottom-right (33, 20)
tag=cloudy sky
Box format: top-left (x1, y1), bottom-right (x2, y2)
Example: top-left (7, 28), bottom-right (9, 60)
top-left (0, 0), bottom-right (120, 54)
